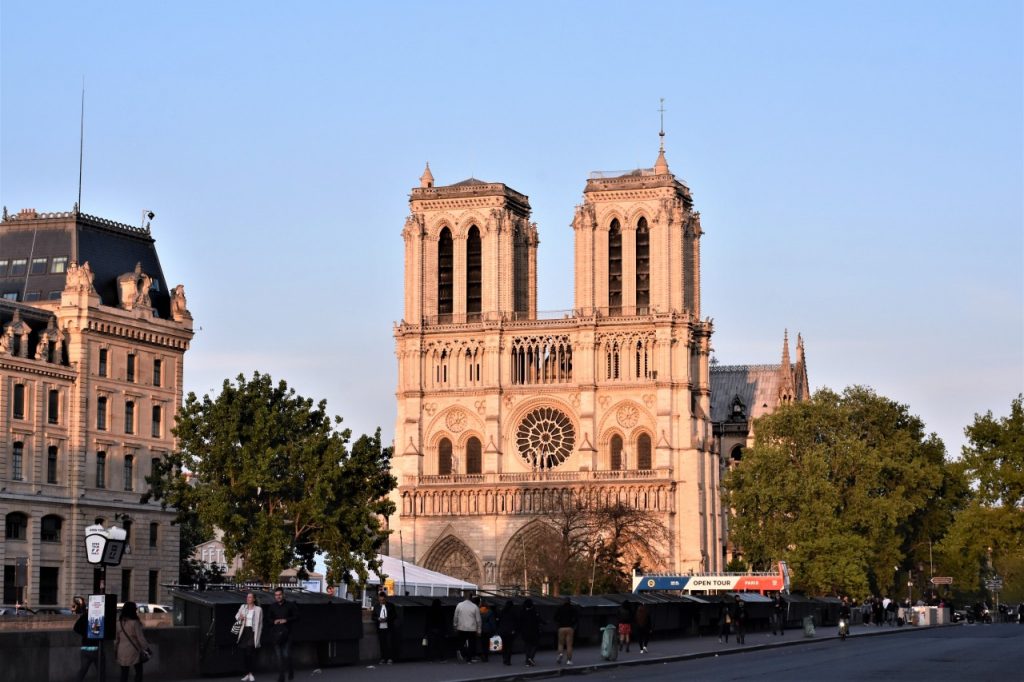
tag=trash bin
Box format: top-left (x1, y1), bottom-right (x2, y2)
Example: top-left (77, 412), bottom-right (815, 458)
top-left (802, 615), bottom-right (816, 638)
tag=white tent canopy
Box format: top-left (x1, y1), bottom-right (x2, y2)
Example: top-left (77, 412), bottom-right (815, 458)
top-left (333, 554), bottom-right (477, 607)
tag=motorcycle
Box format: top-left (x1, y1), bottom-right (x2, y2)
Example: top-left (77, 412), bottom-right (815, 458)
top-left (838, 617), bottom-right (849, 640)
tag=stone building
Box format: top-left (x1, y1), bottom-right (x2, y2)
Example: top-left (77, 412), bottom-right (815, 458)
top-left (392, 141), bottom-right (730, 589)
top-left (0, 207), bottom-right (192, 607)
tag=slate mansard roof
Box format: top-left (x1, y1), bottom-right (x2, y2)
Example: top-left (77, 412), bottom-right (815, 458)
top-left (0, 208), bottom-right (172, 318)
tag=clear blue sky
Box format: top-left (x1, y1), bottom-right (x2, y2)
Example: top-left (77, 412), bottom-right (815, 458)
top-left (2, 1), bottom-right (1021, 457)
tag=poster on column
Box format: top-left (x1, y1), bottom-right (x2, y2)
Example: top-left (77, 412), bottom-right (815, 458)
top-left (88, 594), bottom-right (106, 639)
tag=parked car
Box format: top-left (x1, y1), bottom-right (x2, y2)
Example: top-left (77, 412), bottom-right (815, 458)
top-left (33, 606), bottom-right (74, 615)
top-left (117, 602), bottom-right (173, 614)
top-left (0, 606), bottom-right (36, 616)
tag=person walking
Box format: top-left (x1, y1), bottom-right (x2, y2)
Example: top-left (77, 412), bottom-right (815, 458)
top-left (114, 602), bottom-right (150, 682)
top-left (424, 598), bottom-right (447, 661)
top-left (265, 587), bottom-right (299, 682)
top-left (479, 599), bottom-right (497, 662)
top-left (719, 601), bottom-right (733, 644)
top-left (771, 593), bottom-right (786, 636)
top-left (73, 597), bottom-right (100, 682)
top-left (616, 600), bottom-right (634, 653)
top-left (372, 591), bottom-right (396, 664)
top-left (733, 595), bottom-right (747, 644)
top-left (497, 600), bottom-right (518, 667)
top-left (453, 592), bottom-right (481, 663)
top-left (554, 597), bottom-right (578, 665)
top-left (519, 598), bottom-right (541, 667)
top-left (633, 602), bottom-right (651, 654)
top-left (234, 592), bottom-right (263, 681)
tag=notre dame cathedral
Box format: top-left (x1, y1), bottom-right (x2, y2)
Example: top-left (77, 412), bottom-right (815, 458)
top-left (391, 138), bottom-right (808, 590)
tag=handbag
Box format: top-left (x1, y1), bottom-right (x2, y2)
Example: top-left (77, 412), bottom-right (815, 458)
top-left (122, 622), bottom-right (152, 663)
top-left (489, 635), bottom-right (503, 652)
top-left (231, 620), bottom-right (243, 636)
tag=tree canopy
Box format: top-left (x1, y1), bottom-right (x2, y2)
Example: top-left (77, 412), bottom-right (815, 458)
top-left (145, 372), bottom-right (396, 587)
top-left (723, 386), bottom-right (962, 597)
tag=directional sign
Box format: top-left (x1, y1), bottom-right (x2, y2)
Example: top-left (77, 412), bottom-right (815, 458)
top-left (930, 576), bottom-right (953, 585)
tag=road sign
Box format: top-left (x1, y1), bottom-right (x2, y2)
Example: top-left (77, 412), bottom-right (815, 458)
top-left (929, 576), bottom-right (953, 585)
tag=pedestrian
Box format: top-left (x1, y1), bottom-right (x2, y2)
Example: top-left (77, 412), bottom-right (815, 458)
top-left (424, 598), bottom-right (446, 661)
top-left (554, 597), bottom-right (578, 665)
top-left (733, 595), bottom-right (747, 644)
top-left (718, 601), bottom-right (733, 644)
top-left (479, 599), bottom-right (497, 662)
top-left (114, 601), bottom-right (149, 682)
top-left (616, 600), bottom-right (633, 652)
top-left (372, 591), bottom-right (396, 665)
top-left (885, 597), bottom-right (897, 626)
top-left (234, 592), bottom-right (263, 682)
top-left (633, 602), bottom-right (651, 654)
top-left (519, 598), bottom-right (541, 667)
top-left (872, 596), bottom-right (883, 626)
top-left (453, 592), bottom-right (481, 663)
top-left (265, 587), bottom-right (299, 682)
top-left (73, 596), bottom-right (100, 682)
top-left (497, 600), bottom-right (518, 666)
top-left (771, 593), bottom-right (786, 635)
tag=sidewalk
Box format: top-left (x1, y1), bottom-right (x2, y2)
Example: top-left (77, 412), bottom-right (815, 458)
top-left (182, 622), bottom-right (938, 682)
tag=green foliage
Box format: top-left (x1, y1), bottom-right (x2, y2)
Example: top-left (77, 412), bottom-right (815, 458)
top-left (145, 372), bottom-right (396, 587)
top-left (724, 386), bottom-right (960, 597)
top-left (935, 395), bottom-right (1024, 602)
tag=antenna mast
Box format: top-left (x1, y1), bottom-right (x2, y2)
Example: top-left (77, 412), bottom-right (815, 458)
top-left (658, 97), bottom-right (666, 152)
top-left (77, 78), bottom-right (85, 212)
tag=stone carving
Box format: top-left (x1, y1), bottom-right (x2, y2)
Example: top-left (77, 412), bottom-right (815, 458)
top-left (516, 407), bottom-right (576, 469)
top-left (503, 395), bottom-right (515, 409)
top-left (171, 284), bottom-right (190, 321)
top-left (3, 311), bottom-right (31, 358)
top-left (570, 393), bottom-right (581, 408)
top-left (445, 408), bottom-right (468, 433)
top-left (64, 261), bottom-right (96, 293)
top-left (599, 395), bottom-right (611, 408)
top-left (616, 403), bottom-right (640, 429)
top-left (117, 263), bottom-right (152, 311)
top-left (423, 402), bottom-right (437, 417)
top-left (643, 394), bottom-right (656, 409)
top-left (474, 399), bottom-right (486, 415)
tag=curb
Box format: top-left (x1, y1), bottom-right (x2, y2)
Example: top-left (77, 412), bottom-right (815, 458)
top-left (445, 623), bottom-right (961, 682)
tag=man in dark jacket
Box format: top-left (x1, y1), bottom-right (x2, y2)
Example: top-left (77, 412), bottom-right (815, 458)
top-left (554, 597), bottom-right (578, 665)
top-left (265, 587), bottom-right (300, 682)
top-left (771, 594), bottom-right (786, 635)
top-left (373, 591), bottom-right (397, 664)
top-left (497, 600), bottom-right (518, 666)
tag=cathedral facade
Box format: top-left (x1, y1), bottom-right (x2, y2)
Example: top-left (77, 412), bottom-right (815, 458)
top-left (393, 144), bottom-right (725, 589)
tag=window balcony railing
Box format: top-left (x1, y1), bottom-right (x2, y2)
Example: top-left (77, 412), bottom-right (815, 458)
top-left (404, 468), bottom-right (666, 487)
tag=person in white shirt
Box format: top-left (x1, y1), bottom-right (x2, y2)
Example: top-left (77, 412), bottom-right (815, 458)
top-left (372, 592), bottom-right (396, 664)
top-left (453, 593), bottom-right (482, 663)
top-left (235, 592), bottom-right (263, 682)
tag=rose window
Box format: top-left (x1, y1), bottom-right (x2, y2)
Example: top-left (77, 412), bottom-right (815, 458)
top-left (516, 407), bottom-right (575, 469)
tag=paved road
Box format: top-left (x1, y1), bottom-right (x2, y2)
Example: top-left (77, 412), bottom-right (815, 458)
top-left (177, 622), bottom-right (1024, 682)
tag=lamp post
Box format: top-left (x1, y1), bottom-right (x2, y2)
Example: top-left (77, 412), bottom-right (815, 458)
top-left (398, 529), bottom-right (408, 596)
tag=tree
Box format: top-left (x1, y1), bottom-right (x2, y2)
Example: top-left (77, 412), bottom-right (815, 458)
top-left (145, 372), bottom-right (396, 587)
top-left (935, 395), bottom-right (1024, 601)
top-left (723, 386), bottom-right (959, 596)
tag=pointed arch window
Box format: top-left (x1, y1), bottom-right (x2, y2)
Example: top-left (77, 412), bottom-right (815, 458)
top-left (637, 433), bottom-right (652, 470)
top-left (438, 228), bottom-right (454, 321)
top-left (466, 437), bottom-right (482, 474)
top-left (466, 225), bottom-right (482, 320)
top-left (636, 217), bottom-right (650, 313)
top-left (608, 219), bottom-right (622, 315)
top-left (438, 438), bottom-right (453, 475)
top-left (610, 434), bottom-right (623, 470)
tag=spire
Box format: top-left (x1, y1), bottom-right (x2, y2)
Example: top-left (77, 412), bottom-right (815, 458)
top-left (781, 329), bottom-right (792, 372)
top-left (654, 98), bottom-right (670, 175)
top-left (419, 162), bottom-right (434, 188)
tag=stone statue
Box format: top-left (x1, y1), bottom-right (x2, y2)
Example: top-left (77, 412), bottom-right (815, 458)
top-left (35, 337), bottom-right (49, 362)
top-left (0, 332), bottom-right (9, 354)
top-left (64, 261), bottom-right (96, 293)
top-left (118, 262), bottom-right (151, 311)
top-left (171, 284), bottom-right (189, 320)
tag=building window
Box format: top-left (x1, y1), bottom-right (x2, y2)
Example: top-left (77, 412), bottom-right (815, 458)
top-left (30, 258), bottom-right (48, 275)
top-left (153, 359), bottom-right (162, 387)
top-left (98, 348), bottom-right (108, 377)
top-left (438, 438), bottom-right (453, 476)
top-left (466, 437), bottom-right (482, 475)
top-left (51, 257), bottom-right (68, 274)
top-left (1, 292), bottom-right (18, 301)
top-left (124, 401), bottom-right (135, 434)
top-left (121, 569), bottom-right (132, 602)
top-left (148, 570), bottom-right (159, 604)
top-left (124, 455), bottom-right (134, 491)
top-left (24, 291), bottom-right (41, 301)
top-left (437, 227), bottom-right (453, 320)
top-left (608, 219), bottom-right (622, 315)
top-left (636, 217), bottom-right (650, 313)
top-left (47, 291), bottom-right (61, 300)
top-left (127, 354), bottom-right (136, 383)
top-left (0, 260), bottom-right (7, 276)
top-left (123, 519), bottom-right (133, 543)
top-left (466, 225), bottom-right (482, 319)
top-left (149, 522), bottom-right (159, 548)
top-left (5, 512), bottom-right (27, 540)
top-left (97, 396), bottom-right (107, 430)
top-left (13, 384), bottom-right (25, 419)
top-left (48, 389), bottom-right (59, 423)
top-left (11, 442), bottom-right (24, 481)
top-left (9, 259), bottom-right (27, 276)
top-left (151, 405), bottom-right (162, 438)
top-left (41, 515), bottom-right (62, 542)
top-left (96, 451), bottom-right (106, 488)
top-left (38, 567), bottom-right (59, 605)
top-left (47, 445), bottom-right (58, 483)
top-left (610, 434), bottom-right (623, 470)
top-left (637, 433), bottom-right (652, 470)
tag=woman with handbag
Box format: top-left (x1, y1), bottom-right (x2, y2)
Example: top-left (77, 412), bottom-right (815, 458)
top-left (234, 592), bottom-right (263, 681)
top-left (114, 602), bottom-right (151, 682)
